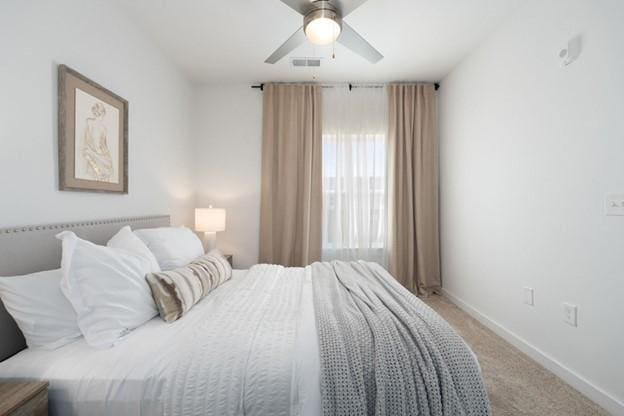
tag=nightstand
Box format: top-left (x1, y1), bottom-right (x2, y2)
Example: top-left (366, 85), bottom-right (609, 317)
top-left (0, 381), bottom-right (48, 416)
top-left (223, 254), bottom-right (233, 267)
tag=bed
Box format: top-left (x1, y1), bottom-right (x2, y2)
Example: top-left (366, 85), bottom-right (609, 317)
top-left (0, 215), bottom-right (490, 416)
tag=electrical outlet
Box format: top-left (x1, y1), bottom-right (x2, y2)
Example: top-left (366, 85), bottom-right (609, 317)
top-left (606, 193), bottom-right (624, 216)
top-left (523, 287), bottom-right (534, 306)
top-left (563, 303), bottom-right (578, 327)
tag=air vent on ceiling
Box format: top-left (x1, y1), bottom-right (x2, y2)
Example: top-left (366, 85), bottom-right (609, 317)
top-left (291, 58), bottom-right (321, 67)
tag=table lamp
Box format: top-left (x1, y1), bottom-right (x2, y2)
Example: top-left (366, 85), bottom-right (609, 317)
top-left (195, 206), bottom-right (226, 252)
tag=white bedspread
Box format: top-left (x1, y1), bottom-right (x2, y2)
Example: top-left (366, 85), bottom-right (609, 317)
top-left (0, 268), bottom-right (322, 416)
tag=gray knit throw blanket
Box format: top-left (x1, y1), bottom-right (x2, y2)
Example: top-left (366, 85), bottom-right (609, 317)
top-left (310, 261), bottom-right (491, 416)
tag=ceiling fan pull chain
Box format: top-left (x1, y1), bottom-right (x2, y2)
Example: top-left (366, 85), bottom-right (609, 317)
top-left (332, 23), bottom-right (336, 59)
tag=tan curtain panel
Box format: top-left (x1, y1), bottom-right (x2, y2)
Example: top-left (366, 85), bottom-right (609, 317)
top-left (259, 84), bottom-right (322, 266)
top-left (388, 84), bottom-right (441, 294)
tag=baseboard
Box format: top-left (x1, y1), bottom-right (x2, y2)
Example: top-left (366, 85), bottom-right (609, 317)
top-left (440, 288), bottom-right (624, 416)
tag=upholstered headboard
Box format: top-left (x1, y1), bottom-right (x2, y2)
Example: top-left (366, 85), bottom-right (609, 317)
top-left (0, 215), bottom-right (170, 361)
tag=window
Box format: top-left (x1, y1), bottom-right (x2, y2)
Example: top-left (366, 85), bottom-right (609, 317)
top-left (321, 85), bottom-right (389, 265)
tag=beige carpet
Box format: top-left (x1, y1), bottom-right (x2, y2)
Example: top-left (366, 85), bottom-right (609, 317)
top-left (423, 295), bottom-right (609, 416)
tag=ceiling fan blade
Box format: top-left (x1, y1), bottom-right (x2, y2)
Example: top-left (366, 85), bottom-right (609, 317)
top-left (279, 0), bottom-right (315, 15)
top-left (338, 22), bottom-right (383, 63)
top-left (332, 0), bottom-right (368, 17)
top-left (265, 27), bottom-right (307, 64)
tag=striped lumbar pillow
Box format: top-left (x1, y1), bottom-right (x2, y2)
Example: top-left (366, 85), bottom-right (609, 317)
top-left (146, 250), bottom-right (232, 323)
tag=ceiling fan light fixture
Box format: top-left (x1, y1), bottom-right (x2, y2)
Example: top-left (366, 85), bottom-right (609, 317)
top-left (265, 0), bottom-right (383, 64)
top-left (304, 5), bottom-right (342, 46)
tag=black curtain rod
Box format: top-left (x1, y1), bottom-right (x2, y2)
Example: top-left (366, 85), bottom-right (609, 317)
top-left (251, 83), bottom-right (440, 91)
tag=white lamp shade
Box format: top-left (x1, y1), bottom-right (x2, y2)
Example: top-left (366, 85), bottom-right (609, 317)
top-left (195, 207), bottom-right (226, 232)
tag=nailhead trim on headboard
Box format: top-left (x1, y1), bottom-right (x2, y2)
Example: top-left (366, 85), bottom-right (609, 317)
top-left (0, 215), bottom-right (171, 235)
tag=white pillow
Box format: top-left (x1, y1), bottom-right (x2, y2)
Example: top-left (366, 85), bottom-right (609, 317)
top-left (0, 269), bottom-right (81, 349)
top-left (57, 231), bottom-right (157, 348)
top-left (107, 226), bottom-right (161, 273)
top-left (134, 227), bottom-right (204, 271)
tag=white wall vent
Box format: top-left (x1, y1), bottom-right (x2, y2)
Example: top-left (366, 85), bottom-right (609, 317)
top-left (291, 58), bottom-right (321, 67)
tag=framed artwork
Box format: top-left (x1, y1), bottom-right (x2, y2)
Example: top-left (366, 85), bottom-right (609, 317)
top-left (58, 64), bottom-right (128, 193)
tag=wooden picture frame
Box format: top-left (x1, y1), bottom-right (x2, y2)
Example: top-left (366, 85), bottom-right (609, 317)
top-left (58, 64), bottom-right (128, 193)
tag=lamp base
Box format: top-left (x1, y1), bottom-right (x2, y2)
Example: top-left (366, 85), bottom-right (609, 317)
top-left (201, 231), bottom-right (217, 253)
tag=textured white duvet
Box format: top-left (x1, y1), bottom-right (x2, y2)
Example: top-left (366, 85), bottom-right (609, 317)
top-left (0, 268), bottom-right (322, 416)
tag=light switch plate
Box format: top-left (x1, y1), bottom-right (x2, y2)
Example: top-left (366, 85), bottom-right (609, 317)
top-left (606, 193), bottom-right (624, 216)
top-left (563, 303), bottom-right (578, 327)
top-left (523, 287), bottom-right (534, 306)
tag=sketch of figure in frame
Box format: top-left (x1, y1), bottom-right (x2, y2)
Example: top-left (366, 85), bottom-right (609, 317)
top-left (59, 64), bottom-right (128, 193)
top-left (72, 86), bottom-right (120, 185)
top-left (82, 101), bottom-right (114, 182)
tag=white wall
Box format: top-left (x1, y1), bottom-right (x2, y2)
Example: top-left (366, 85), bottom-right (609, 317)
top-left (0, 0), bottom-right (195, 228)
top-left (439, 0), bottom-right (624, 413)
top-left (194, 85), bottom-right (263, 268)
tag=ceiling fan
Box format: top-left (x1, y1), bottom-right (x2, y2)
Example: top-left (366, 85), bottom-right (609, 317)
top-left (265, 0), bottom-right (383, 64)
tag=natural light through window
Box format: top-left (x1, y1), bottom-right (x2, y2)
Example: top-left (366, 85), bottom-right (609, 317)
top-left (321, 85), bottom-right (388, 265)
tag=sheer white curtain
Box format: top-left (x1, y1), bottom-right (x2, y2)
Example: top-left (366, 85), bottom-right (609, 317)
top-left (322, 85), bottom-right (389, 265)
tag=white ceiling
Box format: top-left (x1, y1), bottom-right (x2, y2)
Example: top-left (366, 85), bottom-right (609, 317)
top-left (115, 0), bottom-right (520, 84)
